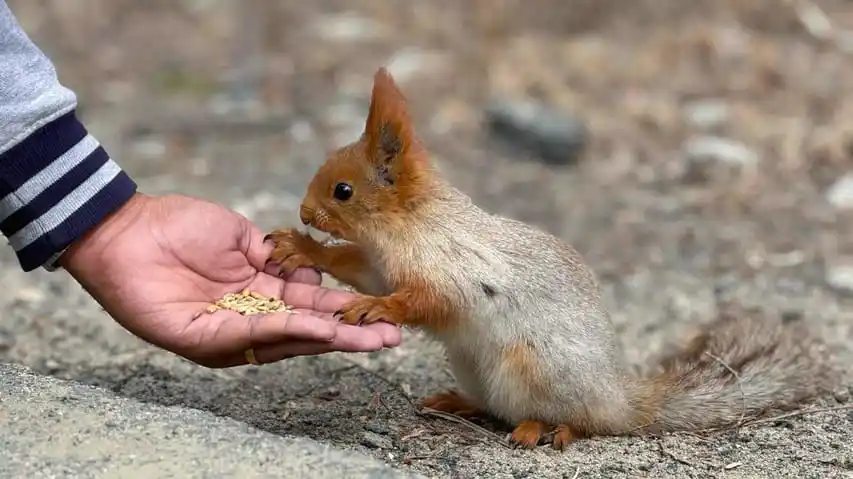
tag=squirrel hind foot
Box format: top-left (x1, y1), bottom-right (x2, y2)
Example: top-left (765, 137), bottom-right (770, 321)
top-left (509, 420), bottom-right (549, 449)
top-left (551, 424), bottom-right (577, 451)
top-left (421, 390), bottom-right (481, 418)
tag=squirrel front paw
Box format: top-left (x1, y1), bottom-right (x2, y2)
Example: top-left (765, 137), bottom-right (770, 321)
top-left (334, 296), bottom-right (402, 326)
top-left (264, 228), bottom-right (320, 276)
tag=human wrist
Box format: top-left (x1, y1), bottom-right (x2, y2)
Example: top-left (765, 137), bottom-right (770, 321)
top-left (57, 192), bottom-right (150, 277)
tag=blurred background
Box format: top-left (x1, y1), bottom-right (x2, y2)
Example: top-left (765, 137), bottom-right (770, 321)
top-left (7, 0), bottom-right (853, 285)
top-left (2, 1), bottom-right (853, 475)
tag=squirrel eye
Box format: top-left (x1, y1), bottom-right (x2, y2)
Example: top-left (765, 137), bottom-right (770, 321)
top-left (333, 182), bottom-right (353, 201)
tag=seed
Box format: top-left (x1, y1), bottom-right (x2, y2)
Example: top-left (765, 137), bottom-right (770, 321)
top-left (204, 289), bottom-right (294, 316)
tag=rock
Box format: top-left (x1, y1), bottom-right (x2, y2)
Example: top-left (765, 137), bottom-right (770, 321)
top-left (484, 98), bottom-right (587, 166)
top-left (683, 136), bottom-right (758, 167)
top-left (385, 48), bottom-right (446, 84)
top-left (129, 135), bottom-right (167, 160)
top-left (826, 173), bottom-right (853, 209)
top-left (360, 431), bottom-right (394, 450)
top-left (310, 12), bottom-right (387, 42)
top-left (365, 421), bottom-right (390, 435)
top-left (826, 264), bottom-right (853, 294)
top-left (683, 100), bottom-right (730, 129)
top-left (681, 136), bottom-right (758, 183)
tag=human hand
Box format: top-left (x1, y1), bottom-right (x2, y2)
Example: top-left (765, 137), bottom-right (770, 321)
top-left (59, 193), bottom-right (402, 367)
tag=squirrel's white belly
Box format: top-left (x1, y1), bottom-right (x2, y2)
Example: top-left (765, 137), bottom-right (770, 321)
top-left (438, 314), bottom-right (564, 425)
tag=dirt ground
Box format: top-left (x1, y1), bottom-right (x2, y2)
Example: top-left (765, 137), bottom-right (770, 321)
top-left (2, 0), bottom-right (853, 477)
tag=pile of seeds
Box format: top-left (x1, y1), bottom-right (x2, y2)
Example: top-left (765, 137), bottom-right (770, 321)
top-left (205, 289), bottom-right (294, 315)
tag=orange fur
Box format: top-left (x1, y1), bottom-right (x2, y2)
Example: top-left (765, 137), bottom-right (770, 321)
top-left (295, 67), bottom-right (441, 247)
top-left (510, 420), bottom-right (548, 449)
top-left (421, 390), bottom-right (481, 418)
top-left (270, 68), bottom-right (463, 334)
top-left (552, 424), bottom-right (577, 450)
top-left (335, 276), bottom-right (459, 333)
top-left (266, 66), bottom-right (836, 452)
top-left (503, 340), bottom-right (553, 402)
top-left (265, 228), bottom-right (375, 292)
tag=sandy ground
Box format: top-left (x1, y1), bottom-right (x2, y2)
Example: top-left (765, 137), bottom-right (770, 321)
top-left (2, 0), bottom-right (853, 477)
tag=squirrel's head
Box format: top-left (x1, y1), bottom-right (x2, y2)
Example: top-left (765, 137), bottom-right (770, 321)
top-left (298, 67), bottom-right (435, 243)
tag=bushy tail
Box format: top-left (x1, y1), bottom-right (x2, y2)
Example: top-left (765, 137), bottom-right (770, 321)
top-left (632, 305), bottom-right (838, 433)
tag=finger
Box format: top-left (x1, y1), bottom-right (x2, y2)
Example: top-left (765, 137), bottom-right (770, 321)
top-left (217, 322), bottom-right (387, 367)
top-left (282, 267), bottom-right (322, 285)
top-left (359, 321), bottom-right (403, 348)
top-left (288, 309), bottom-right (401, 347)
top-left (281, 281), bottom-right (358, 313)
top-left (242, 220), bottom-right (276, 271)
top-left (206, 309), bottom-right (337, 353)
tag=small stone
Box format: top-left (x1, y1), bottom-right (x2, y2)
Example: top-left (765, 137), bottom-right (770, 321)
top-left (360, 431), bottom-right (393, 449)
top-left (364, 421), bottom-right (390, 435)
top-left (683, 136), bottom-right (758, 167)
top-left (834, 388), bottom-right (850, 403)
top-left (129, 135), bottom-right (167, 160)
top-left (44, 359), bottom-right (60, 372)
top-left (310, 12), bottom-right (386, 42)
top-left (826, 173), bottom-right (853, 209)
top-left (385, 48), bottom-right (446, 84)
top-left (826, 264), bottom-right (853, 294)
top-left (681, 136), bottom-right (758, 183)
top-left (684, 100), bottom-right (730, 129)
top-left (14, 287), bottom-right (44, 303)
top-left (484, 98), bottom-right (587, 166)
top-left (0, 331), bottom-right (13, 352)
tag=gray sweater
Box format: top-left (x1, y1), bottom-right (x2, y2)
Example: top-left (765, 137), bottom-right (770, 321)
top-left (0, 1), bottom-right (136, 271)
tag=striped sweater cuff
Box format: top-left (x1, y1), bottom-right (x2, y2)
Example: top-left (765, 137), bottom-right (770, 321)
top-left (0, 110), bottom-right (137, 272)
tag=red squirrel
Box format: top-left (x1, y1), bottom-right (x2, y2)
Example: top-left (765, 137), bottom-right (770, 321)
top-left (265, 67), bottom-right (837, 449)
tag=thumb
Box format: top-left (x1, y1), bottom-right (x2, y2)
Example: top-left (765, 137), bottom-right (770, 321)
top-left (239, 217), bottom-right (276, 271)
top-left (241, 218), bottom-right (323, 285)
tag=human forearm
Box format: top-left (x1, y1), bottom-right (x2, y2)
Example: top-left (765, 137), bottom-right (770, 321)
top-left (0, 1), bottom-right (137, 271)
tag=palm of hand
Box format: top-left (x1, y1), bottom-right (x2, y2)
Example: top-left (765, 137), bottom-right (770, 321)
top-left (62, 194), bottom-right (399, 367)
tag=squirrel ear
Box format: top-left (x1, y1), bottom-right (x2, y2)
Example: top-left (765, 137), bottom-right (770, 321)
top-left (363, 67), bottom-right (417, 170)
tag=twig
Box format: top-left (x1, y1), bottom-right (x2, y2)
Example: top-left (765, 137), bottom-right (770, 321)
top-left (699, 404), bottom-right (853, 434)
top-left (783, 0), bottom-right (853, 53)
top-left (570, 465), bottom-right (581, 479)
top-left (657, 441), bottom-right (700, 468)
top-left (339, 358), bottom-right (418, 410)
top-left (402, 454), bottom-right (440, 465)
top-left (787, 0), bottom-right (834, 41)
top-left (736, 404), bottom-right (853, 429)
top-left (293, 364), bottom-right (358, 398)
top-left (338, 359), bottom-right (510, 448)
top-left (703, 351), bottom-right (747, 430)
top-left (400, 428), bottom-right (429, 441)
top-left (419, 407), bottom-right (511, 448)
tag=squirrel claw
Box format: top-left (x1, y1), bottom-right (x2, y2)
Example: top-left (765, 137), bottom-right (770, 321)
top-left (334, 296), bottom-right (398, 326)
top-left (509, 420), bottom-right (549, 449)
top-left (551, 424), bottom-right (576, 451)
top-left (265, 229), bottom-right (320, 276)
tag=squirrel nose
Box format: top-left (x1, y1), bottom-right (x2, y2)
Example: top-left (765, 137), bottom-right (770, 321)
top-left (299, 205), bottom-right (314, 226)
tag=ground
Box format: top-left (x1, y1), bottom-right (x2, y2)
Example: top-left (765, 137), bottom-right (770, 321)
top-left (2, 0), bottom-right (853, 477)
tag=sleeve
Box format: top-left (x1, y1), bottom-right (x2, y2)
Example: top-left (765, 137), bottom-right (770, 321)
top-left (0, 1), bottom-right (137, 272)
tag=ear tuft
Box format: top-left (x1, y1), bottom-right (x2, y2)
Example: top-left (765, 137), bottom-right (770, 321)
top-left (364, 66), bottom-right (415, 167)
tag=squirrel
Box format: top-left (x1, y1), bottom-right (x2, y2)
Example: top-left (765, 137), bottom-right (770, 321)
top-left (264, 66), bottom-right (838, 450)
